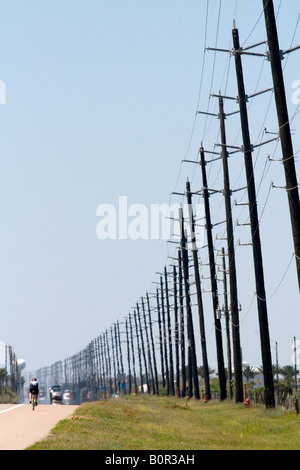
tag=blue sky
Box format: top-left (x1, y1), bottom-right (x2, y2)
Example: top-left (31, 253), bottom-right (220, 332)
top-left (0, 0), bottom-right (299, 374)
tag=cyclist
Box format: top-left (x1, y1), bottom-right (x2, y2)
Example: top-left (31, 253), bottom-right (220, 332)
top-left (29, 378), bottom-right (39, 406)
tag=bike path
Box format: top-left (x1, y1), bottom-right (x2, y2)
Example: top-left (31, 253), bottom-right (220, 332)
top-left (0, 403), bottom-right (78, 450)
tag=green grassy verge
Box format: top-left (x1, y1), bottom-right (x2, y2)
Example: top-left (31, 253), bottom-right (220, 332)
top-left (27, 395), bottom-right (300, 450)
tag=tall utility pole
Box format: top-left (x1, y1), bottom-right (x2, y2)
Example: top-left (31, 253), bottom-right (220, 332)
top-left (185, 189), bottom-right (211, 400)
top-left (179, 207), bottom-right (200, 399)
top-left (178, 250), bottom-right (186, 396)
top-left (232, 24), bottom-right (275, 408)
top-left (110, 327), bottom-right (117, 395)
top-left (165, 266), bottom-right (175, 395)
top-left (125, 319), bottom-right (131, 395)
top-left (160, 276), bottom-right (170, 395)
top-left (196, 163), bottom-right (227, 400)
top-left (136, 302), bottom-right (150, 393)
top-left (263, 0), bottom-right (300, 290)
top-left (141, 297), bottom-right (155, 394)
top-left (146, 292), bottom-right (159, 394)
top-left (134, 310), bottom-right (144, 393)
top-left (117, 321), bottom-right (125, 394)
top-left (100, 335), bottom-right (107, 398)
top-left (114, 324), bottom-right (120, 394)
top-left (173, 264), bottom-right (180, 396)
top-left (221, 247), bottom-right (233, 400)
top-left (218, 97), bottom-right (244, 403)
top-left (156, 287), bottom-right (165, 388)
top-left (129, 313), bottom-right (137, 394)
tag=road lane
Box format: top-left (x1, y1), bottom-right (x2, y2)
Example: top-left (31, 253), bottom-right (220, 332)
top-left (0, 403), bottom-right (78, 450)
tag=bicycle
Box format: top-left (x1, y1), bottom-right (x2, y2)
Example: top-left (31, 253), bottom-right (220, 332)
top-left (32, 394), bottom-right (37, 411)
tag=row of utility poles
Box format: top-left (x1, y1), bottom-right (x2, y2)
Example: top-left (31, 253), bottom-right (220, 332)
top-left (186, 1), bottom-right (300, 408)
top-left (34, 1), bottom-right (299, 408)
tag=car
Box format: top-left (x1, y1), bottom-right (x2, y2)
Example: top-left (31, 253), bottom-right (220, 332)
top-left (62, 389), bottom-right (70, 404)
top-left (49, 385), bottom-right (62, 403)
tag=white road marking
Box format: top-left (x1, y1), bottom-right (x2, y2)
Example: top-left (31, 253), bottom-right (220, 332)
top-left (0, 404), bottom-right (24, 414)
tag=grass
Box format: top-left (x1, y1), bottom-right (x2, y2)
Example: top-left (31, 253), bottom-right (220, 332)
top-left (26, 395), bottom-right (300, 450)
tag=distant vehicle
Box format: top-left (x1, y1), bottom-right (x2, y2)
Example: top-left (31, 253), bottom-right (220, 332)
top-left (62, 389), bottom-right (70, 404)
top-left (49, 385), bottom-right (62, 404)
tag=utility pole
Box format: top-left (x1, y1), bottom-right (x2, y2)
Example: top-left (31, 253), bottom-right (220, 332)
top-left (125, 319), bottom-right (131, 395)
top-left (185, 187), bottom-right (211, 400)
top-left (178, 250), bottom-right (186, 397)
top-left (146, 292), bottom-right (159, 394)
top-left (263, 0), bottom-right (300, 290)
top-left (156, 287), bottom-right (165, 388)
top-left (232, 24), bottom-right (275, 408)
top-left (105, 330), bottom-right (113, 397)
top-left (221, 247), bottom-right (233, 399)
top-left (110, 327), bottom-right (117, 395)
top-left (141, 297), bottom-right (155, 394)
top-left (197, 159), bottom-right (227, 400)
top-left (117, 321), bottom-right (125, 394)
top-left (218, 96), bottom-right (244, 402)
top-left (113, 325), bottom-right (120, 394)
top-left (165, 266), bottom-right (175, 396)
top-left (136, 302), bottom-right (150, 393)
top-left (134, 310), bottom-right (144, 393)
top-left (173, 264), bottom-right (180, 397)
top-left (129, 313), bottom-right (137, 394)
top-left (100, 335), bottom-right (107, 398)
top-left (179, 207), bottom-right (200, 399)
top-left (160, 276), bottom-right (170, 395)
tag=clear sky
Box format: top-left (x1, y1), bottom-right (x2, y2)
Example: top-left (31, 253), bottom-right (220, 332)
top-left (0, 0), bottom-right (299, 374)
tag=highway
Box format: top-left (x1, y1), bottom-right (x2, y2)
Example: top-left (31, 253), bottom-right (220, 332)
top-left (0, 403), bottom-right (78, 450)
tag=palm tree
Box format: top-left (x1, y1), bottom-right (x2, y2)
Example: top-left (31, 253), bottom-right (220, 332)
top-left (280, 365), bottom-right (298, 386)
top-left (242, 365), bottom-right (258, 382)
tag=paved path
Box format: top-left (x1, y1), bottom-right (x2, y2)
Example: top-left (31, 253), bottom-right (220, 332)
top-left (0, 403), bottom-right (78, 450)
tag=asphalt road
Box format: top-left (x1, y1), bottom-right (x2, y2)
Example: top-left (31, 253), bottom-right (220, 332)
top-left (0, 403), bottom-right (78, 450)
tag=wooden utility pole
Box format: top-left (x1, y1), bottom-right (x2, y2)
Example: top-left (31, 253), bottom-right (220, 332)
top-left (197, 159), bottom-right (227, 400)
top-left (136, 302), bottom-right (150, 393)
top-left (221, 247), bottom-right (233, 400)
top-left (218, 97), bottom-right (244, 402)
top-left (110, 327), bottom-right (117, 394)
top-left (232, 24), bottom-right (275, 408)
top-left (141, 297), bottom-right (155, 394)
top-left (173, 264), bottom-right (180, 396)
top-left (160, 276), bottom-right (170, 395)
top-left (185, 188), bottom-right (211, 400)
top-left (178, 250), bottom-right (186, 396)
top-left (165, 266), bottom-right (175, 395)
top-left (105, 329), bottom-right (113, 397)
top-left (146, 292), bottom-right (159, 394)
top-left (114, 324), bottom-right (120, 394)
top-left (156, 287), bottom-right (165, 388)
top-left (129, 313), bottom-right (137, 394)
top-left (125, 319), bottom-right (131, 394)
top-left (263, 0), bottom-right (300, 290)
top-left (179, 207), bottom-right (200, 399)
top-left (100, 335), bottom-right (107, 398)
top-left (134, 310), bottom-right (144, 393)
